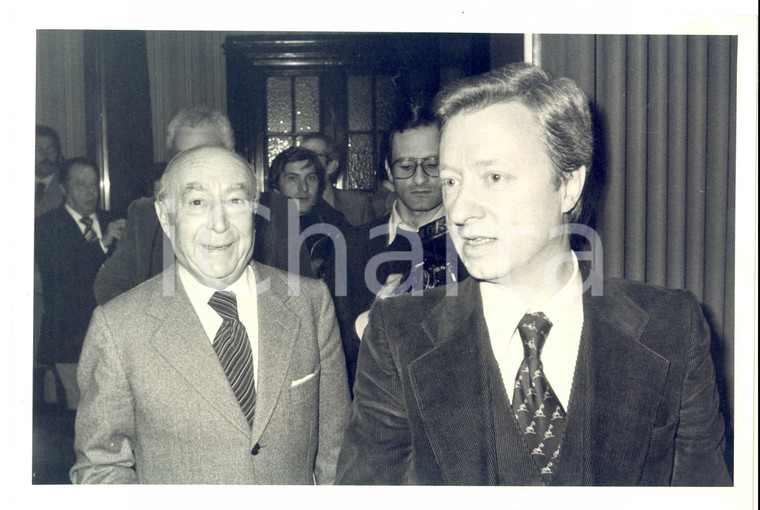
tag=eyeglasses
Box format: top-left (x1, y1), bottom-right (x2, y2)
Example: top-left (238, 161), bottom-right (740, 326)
top-left (390, 157), bottom-right (440, 179)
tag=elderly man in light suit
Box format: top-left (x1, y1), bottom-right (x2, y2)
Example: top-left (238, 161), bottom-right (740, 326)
top-left (71, 146), bottom-right (350, 484)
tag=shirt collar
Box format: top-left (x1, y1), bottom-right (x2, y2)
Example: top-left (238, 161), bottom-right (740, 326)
top-left (178, 263), bottom-right (257, 310)
top-left (480, 251), bottom-right (582, 336)
top-left (64, 203), bottom-right (93, 223)
top-left (387, 201), bottom-right (445, 244)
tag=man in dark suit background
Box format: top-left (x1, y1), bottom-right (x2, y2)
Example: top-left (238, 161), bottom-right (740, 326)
top-left (93, 106), bottom-right (312, 306)
top-left (325, 105), bottom-right (444, 392)
top-left (35, 157), bottom-right (125, 410)
top-left (336, 63), bottom-right (731, 485)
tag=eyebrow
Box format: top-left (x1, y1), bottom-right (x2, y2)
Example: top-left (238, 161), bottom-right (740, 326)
top-left (180, 182), bottom-right (250, 200)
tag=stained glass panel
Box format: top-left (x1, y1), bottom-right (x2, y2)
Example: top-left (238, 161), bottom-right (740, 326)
top-left (348, 75), bottom-right (371, 131)
top-left (295, 76), bottom-right (319, 133)
top-left (267, 77), bottom-right (292, 133)
top-left (375, 75), bottom-right (395, 131)
top-left (267, 136), bottom-right (292, 172)
top-left (347, 134), bottom-right (374, 189)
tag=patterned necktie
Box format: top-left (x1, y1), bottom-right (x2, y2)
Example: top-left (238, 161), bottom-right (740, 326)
top-left (79, 216), bottom-right (98, 243)
top-left (512, 312), bottom-right (566, 480)
top-left (208, 291), bottom-right (256, 426)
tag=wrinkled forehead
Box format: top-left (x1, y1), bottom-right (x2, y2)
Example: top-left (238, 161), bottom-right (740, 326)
top-left (166, 148), bottom-right (254, 196)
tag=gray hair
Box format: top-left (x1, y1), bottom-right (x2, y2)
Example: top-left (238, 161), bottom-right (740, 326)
top-left (165, 106), bottom-right (234, 154)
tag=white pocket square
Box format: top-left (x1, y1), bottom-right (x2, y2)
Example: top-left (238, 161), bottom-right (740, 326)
top-left (290, 371), bottom-right (317, 387)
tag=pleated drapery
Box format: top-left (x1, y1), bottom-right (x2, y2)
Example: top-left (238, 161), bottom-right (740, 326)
top-left (540, 34), bottom-right (737, 473)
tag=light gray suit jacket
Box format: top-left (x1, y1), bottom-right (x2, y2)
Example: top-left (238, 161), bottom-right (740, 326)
top-left (70, 262), bottom-right (350, 484)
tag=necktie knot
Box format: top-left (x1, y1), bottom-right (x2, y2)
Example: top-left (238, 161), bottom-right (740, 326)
top-left (518, 311), bottom-right (553, 359)
top-left (80, 216), bottom-right (93, 228)
top-left (208, 291), bottom-right (239, 322)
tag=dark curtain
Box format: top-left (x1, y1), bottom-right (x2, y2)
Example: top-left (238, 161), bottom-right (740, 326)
top-left (541, 34), bottom-right (736, 475)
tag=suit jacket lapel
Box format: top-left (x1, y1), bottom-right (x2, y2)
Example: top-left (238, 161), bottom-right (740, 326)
top-left (147, 268), bottom-right (252, 437)
top-left (249, 264), bottom-right (301, 445)
top-left (408, 278), bottom-right (503, 485)
top-left (557, 276), bottom-right (670, 485)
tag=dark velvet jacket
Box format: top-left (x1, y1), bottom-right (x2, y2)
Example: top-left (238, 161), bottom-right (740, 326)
top-left (336, 273), bottom-right (731, 486)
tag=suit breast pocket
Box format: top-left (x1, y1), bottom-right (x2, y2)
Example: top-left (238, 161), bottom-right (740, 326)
top-left (288, 367), bottom-right (320, 404)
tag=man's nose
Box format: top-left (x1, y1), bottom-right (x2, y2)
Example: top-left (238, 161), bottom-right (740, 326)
top-left (411, 163), bottom-right (428, 185)
top-left (446, 181), bottom-right (481, 225)
top-left (297, 178), bottom-right (309, 193)
top-left (208, 203), bottom-right (230, 232)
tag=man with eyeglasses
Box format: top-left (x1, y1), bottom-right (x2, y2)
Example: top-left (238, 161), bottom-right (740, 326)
top-left (323, 104), bottom-right (443, 393)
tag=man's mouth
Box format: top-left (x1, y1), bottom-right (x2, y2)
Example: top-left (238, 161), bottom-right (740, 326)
top-left (203, 242), bottom-right (234, 251)
top-left (464, 236), bottom-right (496, 246)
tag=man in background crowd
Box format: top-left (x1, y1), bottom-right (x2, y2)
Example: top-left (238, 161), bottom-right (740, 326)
top-left (35, 157), bottom-right (125, 411)
top-left (268, 146), bottom-right (349, 280)
top-left (325, 105), bottom-right (443, 392)
top-left (35, 125), bottom-right (65, 216)
top-left (299, 133), bottom-right (375, 227)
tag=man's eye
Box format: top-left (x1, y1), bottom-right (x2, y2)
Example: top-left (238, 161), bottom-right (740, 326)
top-left (488, 173), bottom-right (503, 183)
top-left (189, 199), bottom-right (204, 206)
top-left (442, 177), bottom-right (458, 187)
top-left (307, 175), bottom-right (319, 182)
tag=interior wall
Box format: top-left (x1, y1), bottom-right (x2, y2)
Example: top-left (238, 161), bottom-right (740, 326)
top-left (35, 30), bottom-right (87, 161)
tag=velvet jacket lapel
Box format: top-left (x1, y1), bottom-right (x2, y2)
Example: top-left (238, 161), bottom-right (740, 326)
top-left (407, 278), bottom-right (538, 485)
top-left (555, 276), bottom-right (671, 485)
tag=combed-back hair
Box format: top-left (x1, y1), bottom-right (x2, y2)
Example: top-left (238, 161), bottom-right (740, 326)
top-left (434, 63), bottom-right (595, 224)
top-left (60, 157), bottom-right (98, 188)
top-left (267, 146), bottom-right (326, 196)
top-left (382, 102), bottom-right (438, 166)
top-left (165, 106), bottom-right (234, 154)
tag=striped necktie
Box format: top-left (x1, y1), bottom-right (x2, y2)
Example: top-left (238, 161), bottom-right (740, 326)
top-left (208, 290), bottom-right (256, 426)
top-left (512, 312), bottom-right (566, 481)
top-left (79, 216), bottom-right (98, 243)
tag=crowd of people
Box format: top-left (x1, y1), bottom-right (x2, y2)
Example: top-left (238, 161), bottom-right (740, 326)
top-left (33, 62), bottom-right (731, 486)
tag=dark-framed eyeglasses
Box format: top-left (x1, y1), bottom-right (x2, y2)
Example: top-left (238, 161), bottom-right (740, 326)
top-left (390, 157), bottom-right (440, 179)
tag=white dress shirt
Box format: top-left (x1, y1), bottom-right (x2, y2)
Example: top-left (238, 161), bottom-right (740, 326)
top-left (387, 201), bottom-right (445, 245)
top-left (65, 203), bottom-right (108, 254)
top-left (179, 264), bottom-right (260, 385)
top-left (481, 252), bottom-right (584, 411)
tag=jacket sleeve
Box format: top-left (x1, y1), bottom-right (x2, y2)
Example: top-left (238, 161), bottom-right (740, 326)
top-left (93, 200), bottom-right (144, 305)
top-left (69, 307), bottom-right (138, 484)
top-left (670, 292), bottom-right (732, 486)
top-left (312, 281), bottom-right (351, 484)
top-left (335, 300), bottom-right (413, 485)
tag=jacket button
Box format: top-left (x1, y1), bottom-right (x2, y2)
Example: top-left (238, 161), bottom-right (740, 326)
top-left (251, 443), bottom-right (260, 455)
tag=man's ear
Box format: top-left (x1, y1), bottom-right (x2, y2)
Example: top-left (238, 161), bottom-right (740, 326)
top-left (561, 165), bottom-right (587, 216)
top-left (154, 199), bottom-right (173, 240)
top-left (385, 160), bottom-right (395, 184)
top-left (326, 159), bottom-right (340, 177)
